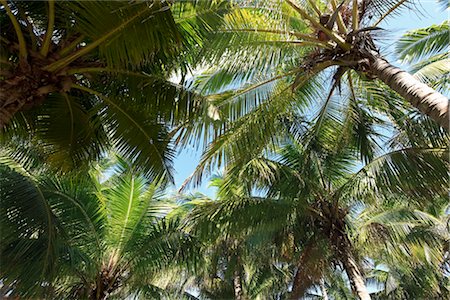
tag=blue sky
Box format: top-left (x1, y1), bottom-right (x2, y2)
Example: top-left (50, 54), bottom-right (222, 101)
top-left (170, 1), bottom-right (449, 198)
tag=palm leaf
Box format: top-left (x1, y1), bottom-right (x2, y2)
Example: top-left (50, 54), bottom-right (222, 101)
top-left (337, 148), bottom-right (449, 203)
top-left (396, 21), bottom-right (449, 63)
top-left (33, 93), bottom-right (108, 172)
top-left (73, 84), bottom-right (175, 183)
top-left (48, 1), bottom-right (180, 70)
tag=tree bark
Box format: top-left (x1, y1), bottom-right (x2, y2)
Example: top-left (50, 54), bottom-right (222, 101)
top-left (339, 243), bottom-right (371, 300)
top-left (233, 256), bottom-right (244, 300)
top-left (371, 56), bottom-right (449, 131)
top-left (290, 243), bottom-right (323, 300)
top-left (319, 278), bottom-right (329, 300)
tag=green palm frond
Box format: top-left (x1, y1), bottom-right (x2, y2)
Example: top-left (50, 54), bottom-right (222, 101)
top-left (187, 196), bottom-right (293, 242)
top-left (128, 217), bottom-right (199, 277)
top-left (181, 78), bottom-right (322, 189)
top-left (396, 21), bottom-right (449, 63)
top-left (50, 1), bottom-right (180, 70)
top-left (0, 145), bottom-right (103, 297)
top-left (344, 73), bottom-right (387, 162)
top-left (1, 0), bottom-right (232, 182)
top-left (104, 171), bottom-right (151, 250)
top-left (0, 149), bottom-right (198, 298)
top-left (181, 84), bottom-right (292, 188)
top-left (4, 68), bottom-right (211, 180)
top-left (72, 84), bottom-right (175, 183)
top-left (369, 0), bottom-right (418, 27)
top-left (357, 207), bottom-right (447, 262)
top-left (411, 54), bottom-right (450, 91)
top-left (337, 148), bottom-right (449, 204)
top-left (0, 165), bottom-right (59, 296)
top-left (32, 93), bottom-right (108, 172)
top-left (380, 93), bottom-right (450, 149)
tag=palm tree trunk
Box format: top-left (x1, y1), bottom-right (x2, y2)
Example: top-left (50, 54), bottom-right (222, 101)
top-left (319, 278), bottom-right (329, 300)
top-left (233, 269), bottom-right (244, 300)
top-left (290, 243), bottom-right (323, 300)
top-left (371, 56), bottom-right (449, 130)
top-left (340, 245), bottom-right (371, 300)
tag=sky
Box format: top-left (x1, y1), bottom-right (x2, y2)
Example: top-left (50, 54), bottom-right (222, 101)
top-left (169, 0), bottom-right (449, 198)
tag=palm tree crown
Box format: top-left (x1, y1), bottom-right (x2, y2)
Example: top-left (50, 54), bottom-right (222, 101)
top-left (0, 0), bottom-right (229, 181)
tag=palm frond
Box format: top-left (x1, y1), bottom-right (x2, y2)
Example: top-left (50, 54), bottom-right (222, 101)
top-left (73, 84), bottom-right (175, 183)
top-left (0, 147), bottom-right (78, 296)
top-left (337, 148), bottom-right (449, 204)
top-left (33, 93), bottom-right (108, 172)
top-left (368, 0), bottom-right (417, 27)
top-left (396, 21), bottom-right (449, 63)
top-left (126, 217), bottom-right (199, 276)
top-left (411, 54), bottom-right (450, 91)
top-left (49, 1), bottom-right (181, 70)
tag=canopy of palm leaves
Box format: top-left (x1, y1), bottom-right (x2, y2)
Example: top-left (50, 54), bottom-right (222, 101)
top-left (0, 149), bottom-right (197, 299)
top-left (180, 0), bottom-right (449, 190)
top-left (179, 135), bottom-right (448, 299)
top-left (1, 1), bottom-right (449, 300)
top-left (0, 0), bottom-right (230, 182)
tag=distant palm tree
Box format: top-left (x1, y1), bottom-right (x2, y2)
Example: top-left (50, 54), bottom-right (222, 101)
top-left (187, 132), bottom-right (448, 299)
top-left (359, 196), bottom-right (450, 299)
top-left (0, 150), bottom-right (195, 299)
top-left (0, 0), bottom-right (228, 180)
top-left (174, 177), bottom-right (292, 300)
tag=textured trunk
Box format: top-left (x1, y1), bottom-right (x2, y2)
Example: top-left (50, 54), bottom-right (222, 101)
top-left (290, 243), bottom-right (323, 300)
top-left (226, 241), bottom-right (245, 300)
top-left (0, 283), bottom-right (13, 298)
top-left (233, 268), bottom-right (244, 300)
top-left (319, 278), bottom-right (329, 300)
top-left (339, 242), bottom-right (371, 300)
top-left (371, 56), bottom-right (449, 130)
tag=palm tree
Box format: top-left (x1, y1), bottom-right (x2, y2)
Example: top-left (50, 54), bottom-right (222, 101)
top-left (0, 149), bottom-right (196, 299)
top-left (187, 130), bottom-right (448, 299)
top-left (179, 1), bottom-right (449, 191)
top-left (359, 195), bottom-right (450, 299)
top-left (179, 0), bottom-right (448, 169)
top-left (180, 8), bottom-right (450, 288)
top-left (0, 0), bottom-right (228, 180)
top-left (173, 177), bottom-right (292, 300)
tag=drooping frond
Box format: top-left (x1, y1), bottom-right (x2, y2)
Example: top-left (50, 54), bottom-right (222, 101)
top-left (181, 78), bottom-right (321, 188)
top-left (126, 217), bottom-right (200, 278)
top-left (0, 145), bottom-right (104, 297)
top-left (48, 1), bottom-right (182, 70)
top-left (30, 93), bottom-right (108, 172)
top-left (195, 5), bottom-right (315, 88)
top-left (396, 21), bottom-right (449, 63)
top-left (187, 196), bottom-right (294, 242)
top-left (72, 84), bottom-right (175, 183)
top-left (357, 207), bottom-right (447, 264)
top-left (0, 162), bottom-right (59, 296)
top-left (337, 148), bottom-right (449, 204)
top-left (358, 199), bottom-right (450, 299)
